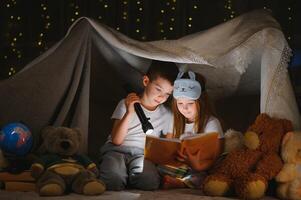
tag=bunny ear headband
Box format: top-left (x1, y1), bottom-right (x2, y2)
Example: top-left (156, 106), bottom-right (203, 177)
top-left (173, 71), bottom-right (202, 100)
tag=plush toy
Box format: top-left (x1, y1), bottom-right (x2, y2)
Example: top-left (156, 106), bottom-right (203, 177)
top-left (30, 126), bottom-right (105, 196)
top-left (208, 129), bottom-right (245, 174)
top-left (203, 113), bottom-right (292, 200)
top-left (223, 129), bottom-right (244, 154)
top-left (276, 131), bottom-right (301, 200)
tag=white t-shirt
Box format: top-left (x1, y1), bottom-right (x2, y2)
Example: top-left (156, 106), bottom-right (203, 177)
top-left (107, 99), bottom-right (172, 149)
top-left (168, 116), bottom-right (223, 140)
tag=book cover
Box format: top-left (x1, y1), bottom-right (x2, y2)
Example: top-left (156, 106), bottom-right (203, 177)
top-left (0, 170), bottom-right (34, 182)
top-left (4, 181), bottom-right (36, 192)
top-left (144, 132), bottom-right (221, 165)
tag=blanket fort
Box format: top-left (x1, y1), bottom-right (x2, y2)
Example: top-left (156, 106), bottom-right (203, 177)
top-left (0, 9), bottom-right (299, 156)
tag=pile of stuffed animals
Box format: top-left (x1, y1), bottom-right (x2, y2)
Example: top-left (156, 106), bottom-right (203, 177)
top-left (203, 113), bottom-right (301, 200)
top-left (1, 113), bottom-right (301, 199)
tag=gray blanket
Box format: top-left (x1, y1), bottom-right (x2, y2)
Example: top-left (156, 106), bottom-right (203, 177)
top-left (0, 9), bottom-right (299, 157)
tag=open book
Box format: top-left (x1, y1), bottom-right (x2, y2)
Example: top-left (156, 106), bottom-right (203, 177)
top-left (144, 132), bottom-right (221, 166)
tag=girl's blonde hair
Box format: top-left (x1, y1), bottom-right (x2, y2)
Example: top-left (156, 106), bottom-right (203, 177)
top-left (171, 73), bottom-right (215, 138)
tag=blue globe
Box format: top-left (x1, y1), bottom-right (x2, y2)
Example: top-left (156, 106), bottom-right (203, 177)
top-left (0, 122), bottom-right (33, 156)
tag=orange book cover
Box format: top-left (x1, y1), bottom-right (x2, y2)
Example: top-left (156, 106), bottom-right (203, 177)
top-left (0, 170), bottom-right (34, 182)
top-left (4, 181), bottom-right (36, 192)
top-left (144, 132), bottom-right (221, 166)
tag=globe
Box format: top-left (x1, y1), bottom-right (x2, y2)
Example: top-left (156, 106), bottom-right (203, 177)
top-left (0, 122), bottom-right (33, 156)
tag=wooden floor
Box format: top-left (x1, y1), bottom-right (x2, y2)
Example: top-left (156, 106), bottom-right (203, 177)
top-left (0, 189), bottom-right (279, 200)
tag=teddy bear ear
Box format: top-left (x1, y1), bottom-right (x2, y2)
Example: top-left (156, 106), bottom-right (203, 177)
top-left (282, 132), bottom-right (294, 146)
top-left (40, 126), bottom-right (56, 140)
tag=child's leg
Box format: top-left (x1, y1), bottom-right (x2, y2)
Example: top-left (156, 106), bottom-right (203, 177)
top-left (128, 155), bottom-right (160, 190)
top-left (98, 151), bottom-right (128, 190)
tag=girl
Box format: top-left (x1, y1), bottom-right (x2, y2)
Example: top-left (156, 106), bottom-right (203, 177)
top-left (162, 70), bottom-right (223, 189)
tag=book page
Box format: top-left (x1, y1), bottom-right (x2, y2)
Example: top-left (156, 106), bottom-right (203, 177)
top-left (144, 132), bottom-right (221, 167)
top-left (180, 132), bottom-right (220, 160)
top-left (144, 135), bottom-right (181, 165)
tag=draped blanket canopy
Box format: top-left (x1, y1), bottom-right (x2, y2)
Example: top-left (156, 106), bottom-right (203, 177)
top-left (0, 9), bottom-right (299, 156)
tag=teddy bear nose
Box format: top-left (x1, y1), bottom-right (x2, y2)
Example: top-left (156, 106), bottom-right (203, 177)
top-left (60, 141), bottom-right (70, 150)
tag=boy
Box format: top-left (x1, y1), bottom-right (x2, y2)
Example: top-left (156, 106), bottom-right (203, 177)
top-left (98, 60), bottom-right (179, 190)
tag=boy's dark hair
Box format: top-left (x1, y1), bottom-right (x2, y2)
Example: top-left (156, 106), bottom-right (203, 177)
top-left (146, 60), bottom-right (179, 84)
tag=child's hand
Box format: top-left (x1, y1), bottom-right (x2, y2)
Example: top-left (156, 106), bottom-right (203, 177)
top-left (184, 149), bottom-right (202, 169)
top-left (181, 148), bottom-right (214, 171)
top-left (125, 93), bottom-right (140, 114)
top-left (176, 149), bottom-right (187, 162)
top-left (177, 148), bottom-right (202, 170)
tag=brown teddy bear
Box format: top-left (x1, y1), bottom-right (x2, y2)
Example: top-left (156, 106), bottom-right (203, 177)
top-left (203, 113), bottom-right (293, 200)
top-left (30, 126), bottom-right (106, 196)
top-left (276, 131), bottom-right (301, 200)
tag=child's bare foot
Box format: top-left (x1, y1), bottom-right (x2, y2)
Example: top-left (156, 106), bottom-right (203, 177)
top-left (162, 175), bottom-right (186, 189)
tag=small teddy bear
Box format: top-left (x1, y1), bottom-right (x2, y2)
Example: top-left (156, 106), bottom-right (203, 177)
top-left (276, 131), bottom-right (301, 200)
top-left (203, 113), bottom-right (292, 200)
top-left (30, 126), bottom-right (105, 196)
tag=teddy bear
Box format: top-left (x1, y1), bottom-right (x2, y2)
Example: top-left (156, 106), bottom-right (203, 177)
top-left (276, 131), bottom-right (301, 200)
top-left (203, 113), bottom-right (293, 200)
top-left (30, 126), bottom-right (106, 196)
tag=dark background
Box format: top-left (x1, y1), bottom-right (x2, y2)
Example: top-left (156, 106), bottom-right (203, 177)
top-left (0, 0), bottom-right (300, 109)
top-left (0, 0), bottom-right (300, 78)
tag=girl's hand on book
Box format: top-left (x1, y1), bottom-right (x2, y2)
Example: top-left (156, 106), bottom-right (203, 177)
top-left (176, 149), bottom-right (187, 162)
top-left (184, 149), bottom-right (214, 171)
top-left (181, 149), bottom-right (204, 171)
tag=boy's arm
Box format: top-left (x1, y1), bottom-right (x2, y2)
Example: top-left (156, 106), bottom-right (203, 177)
top-left (111, 112), bottom-right (133, 145)
top-left (111, 93), bottom-right (140, 145)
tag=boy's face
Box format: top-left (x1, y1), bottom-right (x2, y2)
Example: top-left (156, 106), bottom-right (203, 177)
top-left (142, 75), bottom-right (173, 108)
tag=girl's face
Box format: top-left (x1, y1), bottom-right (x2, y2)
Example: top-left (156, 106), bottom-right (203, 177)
top-left (176, 98), bottom-right (198, 123)
top-left (142, 76), bottom-right (173, 109)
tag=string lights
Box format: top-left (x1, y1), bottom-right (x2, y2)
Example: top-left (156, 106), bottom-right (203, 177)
top-left (157, 0), bottom-right (177, 40)
top-left (134, 1), bottom-right (145, 40)
top-left (0, 1), bottom-right (299, 80)
top-left (186, 0), bottom-right (200, 34)
top-left (117, 0), bottom-right (129, 33)
top-left (224, 0), bottom-right (235, 21)
top-left (287, 6), bottom-right (292, 41)
top-left (3, 0), bottom-right (23, 77)
top-left (97, 0), bottom-right (104, 20)
top-left (69, 1), bottom-right (80, 23)
top-left (37, 1), bottom-right (50, 54)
